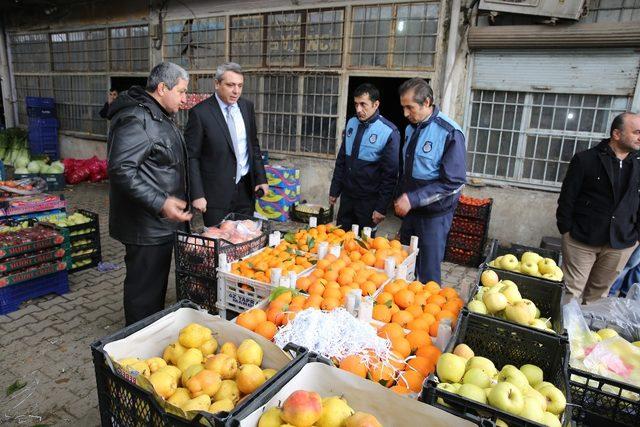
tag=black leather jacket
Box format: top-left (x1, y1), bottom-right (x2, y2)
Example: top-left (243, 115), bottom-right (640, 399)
top-left (107, 86), bottom-right (189, 245)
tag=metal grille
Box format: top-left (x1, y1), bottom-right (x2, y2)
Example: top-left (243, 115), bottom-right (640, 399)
top-left (164, 17), bottom-right (225, 70)
top-left (9, 33), bottom-right (50, 72)
top-left (53, 75), bottom-right (108, 135)
top-left (51, 29), bottom-right (107, 71)
top-left (350, 2), bottom-right (439, 69)
top-left (305, 9), bottom-right (344, 67)
top-left (467, 90), bottom-right (631, 189)
top-left (175, 73), bottom-right (216, 130)
top-left (14, 75), bottom-right (53, 125)
top-left (110, 25), bottom-right (149, 71)
top-left (301, 74), bottom-right (339, 155)
top-left (230, 14), bottom-right (263, 67)
top-left (583, 0), bottom-right (640, 23)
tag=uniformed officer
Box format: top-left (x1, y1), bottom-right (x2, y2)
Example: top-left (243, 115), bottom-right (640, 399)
top-left (329, 83), bottom-right (400, 233)
top-left (394, 78), bottom-right (466, 283)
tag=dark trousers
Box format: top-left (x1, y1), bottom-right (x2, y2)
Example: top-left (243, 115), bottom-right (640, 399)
top-left (203, 175), bottom-right (254, 227)
top-left (336, 194), bottom-right (377, 233)
top-left (123, 241), bottom-right (174, 326)
top-left (400, 210), bottom-right (454, 284)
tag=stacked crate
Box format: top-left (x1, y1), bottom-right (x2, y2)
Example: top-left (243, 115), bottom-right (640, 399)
top-left (445, 196), bottom-right (492, 267)
top-left (26, 96), bottom-right (59, 160)
top-left (65, 210), bottom-right (102, 273)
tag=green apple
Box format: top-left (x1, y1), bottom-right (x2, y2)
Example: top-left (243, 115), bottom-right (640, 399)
top-left (458, 383), bottom-right (487, 404)
top-left (487, 282), bottom-right (507, 294)
top-left (597, 328), bottom-right (619, 340)
top-left (453, 344), bottom-right (475, 360)
top-left (542, 412), bottom-right (561, 427)
top-left (483, 292), bottom-right (508, 313)
top-left (520, 299), bottom-right (538, 319)
top-left (484, 387), bottom-right (493, 399)
top-left (495, 419), bottom-right (508, 427)
top-left (520, 261), bottom-right (539, 276)
top-left (538, 258), bottom-right (557, 275)
top-left (537, 384), bottom-right (566, 415)
top-left (632, 341), bottom-right (640, 347)
top-left (481, 270), bottom-right (500, 287)
top-left (520, 364), bottom-right (544, 387)
top-left (467, 357), bottom-right (498, 378)
top-left (521, 251), bottom-right (542, 265)
top-left (489, 382), bottom-right (525, 415)
top-left (498, 365), bottom-right (530, 391)
top-left (550, 266), bottom-right (564, 281)
top-left (475, 287), bottom-right (487, 302)
top-left (500, 279), bottom-right (517, 288)
top-left (436, 382), bottom-right (458, 408)
top-left (468, 300), bottom-right (488, 314)
top-left (436, 353), bottom-right (467, 383)
top-left (500, 254), bottom-right (519, 271)
top-left (523, 385), bottom-right (547, 411)
top-left (505, 301), bottom-right (535, 325)
top-left (463, 368), bottom-right (492, 389)
top-left (519, 397), bottom-right (545, 423)
top-left (535, 381), bottom-right (554, 392)
top-left (500, 284), bottom-right (523, 304)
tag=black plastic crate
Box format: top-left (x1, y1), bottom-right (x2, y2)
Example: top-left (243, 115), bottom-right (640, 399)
top-left (451, 216), bottom-right (488, 238)
top-left (290, 203), bottom-right (334, 225)
top-left (42, 173), bottom-right (65, 191)
top-left (174, 213), bottom-right (270, 281)
top-left (484, 239), bottom-right (564, 286)
top-left (445, 246), bottom-right (484, 268)
top-left (90, 300), bottom-right (305, 427)
top-left (175, 271), bottom-right (218, 314)
top-left (421, 311), bottom-right (571, 427)
top-left (455, 197), bottom-right (493, 221)
top-left (466, 267), bottom-right (567, 338)
top-left (69, 251), bottom-right (101, 274)
top-left (448, 231), bottom-right (485, 253)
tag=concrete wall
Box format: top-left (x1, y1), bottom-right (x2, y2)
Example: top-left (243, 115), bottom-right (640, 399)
top-left (60, 135), bottom-right (107, 160)
top-left (268, 154), bottom-right (335, 205)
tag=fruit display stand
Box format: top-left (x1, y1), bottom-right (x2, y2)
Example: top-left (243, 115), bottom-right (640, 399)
top-left (466, 267), bottom-right (567, 338)
top-left (422, 311), bottom-right (571, 426)
top-left (484, 239), bottom-right (564, 286)
top-left (445, 196), bottom-right (493, 268)
top-left (90, 300), bottom-right (302, 427)
top-left (230, 345), bottom-right (475, 426)
top-left (0, 193), bottom-right (66, 218)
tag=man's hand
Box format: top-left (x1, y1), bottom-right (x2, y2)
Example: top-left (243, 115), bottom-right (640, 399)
top-left (162, 197), bottom-right (193, 222)
top-left (394, 193), bottom-right (411, 217)
top-left (328, 196), bottom-right (337, 205)
top-left (372, 210), bottom-right (385, 225)
top-left (254, 183), bottom-right (269, 198)
top-left (192, 197), bottom-right (207, 213)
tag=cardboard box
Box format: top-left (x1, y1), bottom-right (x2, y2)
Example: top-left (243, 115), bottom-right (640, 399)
top-left (266, 165), bottom-right (300, 189)
top-left (255, 198), bottom-right (292, 222)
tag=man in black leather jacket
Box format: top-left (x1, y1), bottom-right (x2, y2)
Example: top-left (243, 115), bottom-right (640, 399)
top-left (107, 62), bottom-right (192, 325)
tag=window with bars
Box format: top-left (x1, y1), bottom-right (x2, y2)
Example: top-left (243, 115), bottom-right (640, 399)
top-left (14, 75), bottom-right (53, 125)
top-left (110, 26), bottom-right (150, 71)
top-left (583, 0), bottom-right (640, 23)
top-left (466, 90), bottom-right (631, 188)
top-left (9, 33), bottom-right (50, 72)
top-left (53, 75), bottom-right (108, 135)
top-left (350, 2), bottom-right (439, 69)
top-left (51, 30), bottom-right (107, 71)
top-left (164, 17), bottom-right (226, 70)
top-left (230, 8), bottom-right (344, 68)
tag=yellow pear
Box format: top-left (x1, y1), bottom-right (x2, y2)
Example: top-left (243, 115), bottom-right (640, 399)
top-left (157, 366), bottom-right (182, 383)
top-left (182, 364), bottom-right (204, 386)
top-left (177, 348), bottom-right (204, 372)
top-left (127, 361), bottom-right (151, 378)
top-left (200, 338), bottom-right (219, 357)
top-left (263, 368), bottom-right (277, 381)
top-left (163, 341), bottom-right (187, 365)
top-left (258, 407), bottom-right (283, 427)
top-left (167, 387), bottom-right (190, 408)
top-left (213, 380), bottom-right (240, 404)
top-left (118, 357), bottom-right (141, 367)
top-left (220, 342), bottom-right (238, 360)
top-left (237, 339), bottom-right (264, 366)
top-left (179, 323), bottom-right (213, 348)
top-left (149, 371), bottom-right (177, 399)
top-left (146, 357), bottom-right (167, 373)
top-left (317, 396), bottom-right (355, 427)
top-left (208, 398), bottom-right (235, 414)
top-left (236, 364), bottom-right (266, 394)
top-left (204, 353), bottom-right (238, 379)
top-left (186, 369), bottom-right (222, 397)
top-left (181, 394), bottom-right (211, 412)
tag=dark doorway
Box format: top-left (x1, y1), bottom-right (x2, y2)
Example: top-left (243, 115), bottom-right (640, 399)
top-left (110, 76), bottom-right (147, 93)
top-left (346, 76), bottom-right (411, 134)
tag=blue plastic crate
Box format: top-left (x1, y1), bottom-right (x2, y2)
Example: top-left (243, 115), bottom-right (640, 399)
top-left (26, 96), bottom-right (55, 109)
top-left (28, 117), bottom-right (59, 130)
top-left (27, 106), bottom-right (56, 119)
top-left (0, 270), bottom-right (69, 315)
top-left (28, 132), bottom-right (59, 159)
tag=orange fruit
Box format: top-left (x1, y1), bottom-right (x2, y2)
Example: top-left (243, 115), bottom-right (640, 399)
top-left (378, 323), bottom-right (404, 340)
top-left (425, 281), bottom-right (441, 294)
top-left (304, 294), bottom-right (323, 309)
top-left (370, 272), bottom-right (388, 288)
top-left (391, 337), bottom-right (412, 358)
top-left (266, 307), bottom-right (282, 323)
top-left (406, 318), bottom-right (430, 332)
top-left (368, 361), bottom-right (395, 387)
top-left (372, 304), bottom-right (391, 323)
top-left (427, 294), bottom-right (446, 307)
top-left (439, 287), bottom-right (458, 300)
top-left (291, 296), bottom-right (306, 307)
top-left (394, 289), bottom-right (415, 309)
top-left (418, 312), bottom-right (436, 326)
top-left (436, 310), bottom-right (457, 324)
top-left (236, 312), bottom-right (259, 331)
top-left (406, 330), bottom-right (431, 351)
top-left (312, 269), bottom-right (325, 279)
top-left (274, 291), bottom-right (293, 305)
top-left (321, 297), bottom-right (341, 311)
top-left (407, 356), bottom-right (435, 377)
top-left (337, 273), bottom-right (354, 286)
top-left (324, 269), bottom-right (339, 282)
top-left (376, 292), bottom-right (393, 305)
top-left (388, 350), bottom-right (407, 371)
top-left (296, 277), bottom-right (311, 292)
top-left (316, 259), bottom-right (331, 270)
top-left (323, 287), bottom-right (342, 300)
top-left (349, 251), bottom-right (361, 262)
top-left (361, 252), bottom-right (376, 267)
top-left (416, 345), bottom-right (442, 364)
top-left (429, 320), bottom-right (443, 337)
top-left (391, 310), bottom-right (414, 327)
top-left (324, 253), bottom-right (338, 262)
top-left (423, 303), bottom-right (441, 316)
top-left (385, 279), bottom-right (408, 295)
top-left (442, 301), bottom-right (461, 315)
top-left (254, 321), bottom-right (277, 340)
top-left (360, 281), bottom-right (377, 296)
top-left (399, 369), bottom-right (425, 392)
top-left (308, 282), bottom-right (326, 296)
top-left (408, 281), bottom-right (424, 294)
top-left (250, 309), bottom-right (267, 324)
top-left (414, 293), bottom-right (428, 307)
top-left (390, 384), bottom-right (412, 395)
top-left (405, 304), bottom-right (424, 319)
top-left (339, 355), bottom-right (367, 378)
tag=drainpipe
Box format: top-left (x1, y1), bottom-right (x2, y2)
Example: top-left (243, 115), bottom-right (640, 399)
top-left (441, 0), bottom-right (461, 114)
top-left (0, 19), bottom-right (15, 128)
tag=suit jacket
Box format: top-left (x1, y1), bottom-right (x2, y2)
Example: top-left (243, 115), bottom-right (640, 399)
top-left (556, 139), bottom-right (640, 249)
top-left (184, 95), bottom-right (267, 213)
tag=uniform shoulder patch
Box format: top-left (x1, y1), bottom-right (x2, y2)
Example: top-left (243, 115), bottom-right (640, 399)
top-left (423, 141), bottom-right (432, 153)
top-left (347, 127), bottom-right (353, 137)
top-left (369, 134), bottom-right (377, 144)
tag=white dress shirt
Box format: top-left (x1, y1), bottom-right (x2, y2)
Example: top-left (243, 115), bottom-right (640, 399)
top-left (215, 93), bottom-right (249, 178)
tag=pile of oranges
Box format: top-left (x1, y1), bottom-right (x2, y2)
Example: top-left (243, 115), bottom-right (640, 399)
top-left (340, 236), bottom-right (410, 270)
top-left (230, 242), bottom-right (314, 283)
top-left (337, 323), bottom-right (443, 395)
top-left (295, 253), bottom-right (389, 298)
top-left (371, 279), bottom-right (463, 337)
top-left (287, 225), bottom-right (351, 253)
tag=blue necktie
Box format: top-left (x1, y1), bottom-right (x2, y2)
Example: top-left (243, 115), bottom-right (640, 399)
top-left (226, 105), bottom-right (242, 184)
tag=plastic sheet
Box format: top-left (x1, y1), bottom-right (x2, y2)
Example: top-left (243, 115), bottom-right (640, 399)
top-left (580, 296), bottom-right (640, 342)
top-left (64, 156), bottom-right (107, 185)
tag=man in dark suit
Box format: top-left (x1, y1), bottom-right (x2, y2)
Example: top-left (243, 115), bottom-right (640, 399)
top-left (557, 112), bottom-right (640, 303)
top-left (185, 62), bottom-right (268, 226)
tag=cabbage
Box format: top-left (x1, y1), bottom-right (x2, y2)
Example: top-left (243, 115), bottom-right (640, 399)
top-left (14, 151), bottom-right (29, 168)
top-left (40, 165), bottom-right (52, 174)
top-left (50, 165), bottom-right (64, 174)
top-left (14, 167), bottom-right (29, 174)
top-left (27, 161), bottom-right (41, 173)
top-left (51, 161), bottom-right (64, 171)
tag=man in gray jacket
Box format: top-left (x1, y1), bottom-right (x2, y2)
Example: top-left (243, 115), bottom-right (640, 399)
top-left (107, 62), bottom-right (192, 325)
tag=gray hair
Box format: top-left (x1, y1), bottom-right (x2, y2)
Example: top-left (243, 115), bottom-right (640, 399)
top-left (399, 78), bottom-right (434, 105)
top-left (215, 62), bottom-right (243, 81)
top-left (146, 62), bottom-right (189, 92)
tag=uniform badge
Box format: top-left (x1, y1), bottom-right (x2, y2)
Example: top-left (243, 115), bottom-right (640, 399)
top-left (347, 128), bottom-right (353, 137)
top-left (369, 134), bottom-right (377, 144)
top-left (423, 141), bottom-right (433, 153)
